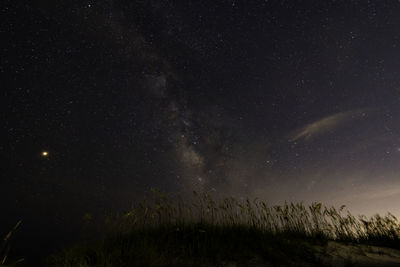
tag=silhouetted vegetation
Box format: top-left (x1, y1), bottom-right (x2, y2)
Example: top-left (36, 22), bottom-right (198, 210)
top-left (48, 190), bottom-right (400, 266)
top-left (1, 220), bottom-right (23, 266)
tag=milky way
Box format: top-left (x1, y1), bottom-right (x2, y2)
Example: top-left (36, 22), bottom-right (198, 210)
top-left (4, 1), bottom-right (400, 251)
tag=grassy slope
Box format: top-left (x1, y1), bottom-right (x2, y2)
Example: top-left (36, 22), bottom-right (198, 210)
top-left (49, 224), bottom-right (400, 266)
top-left (6, 191), bottom-right (400, 266)
top-left (50, 224), bottom-right (322, 266)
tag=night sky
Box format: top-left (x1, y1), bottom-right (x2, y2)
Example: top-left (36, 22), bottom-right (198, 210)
top-left (4, 0), bottom-right (400, 250)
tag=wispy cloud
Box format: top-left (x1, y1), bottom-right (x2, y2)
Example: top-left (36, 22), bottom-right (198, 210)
top-left (360, 187), bottom-right (400, 201)
top-left (289, 109), bottom-right (367, 142)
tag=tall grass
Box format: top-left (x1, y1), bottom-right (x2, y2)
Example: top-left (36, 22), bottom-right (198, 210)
top-left (51, 190), bottom-right (400, 266)
top-left (1, 220), bottom-right (23, 266)
top-left (108, 189), bottom-right (400, 243)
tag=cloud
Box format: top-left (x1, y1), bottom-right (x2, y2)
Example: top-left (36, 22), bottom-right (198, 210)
top-left (288, 109), bottom-right (367, 142)
top-left (360, 187), bottom-right (400, 201)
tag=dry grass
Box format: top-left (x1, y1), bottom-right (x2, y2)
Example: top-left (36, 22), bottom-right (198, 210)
top-left (107, 189), bottom-right (400, 244)
top-left (49, 190), bottom-right (400, 266)
top-left (1, 220), bottom-right (23, 266)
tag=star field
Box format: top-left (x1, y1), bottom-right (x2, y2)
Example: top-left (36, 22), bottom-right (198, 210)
top-left (3, 0), bottom-right (400, 259)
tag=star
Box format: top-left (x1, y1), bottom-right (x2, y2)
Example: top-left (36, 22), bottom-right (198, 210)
top-left (41, 151), bottom-right (49, 157)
